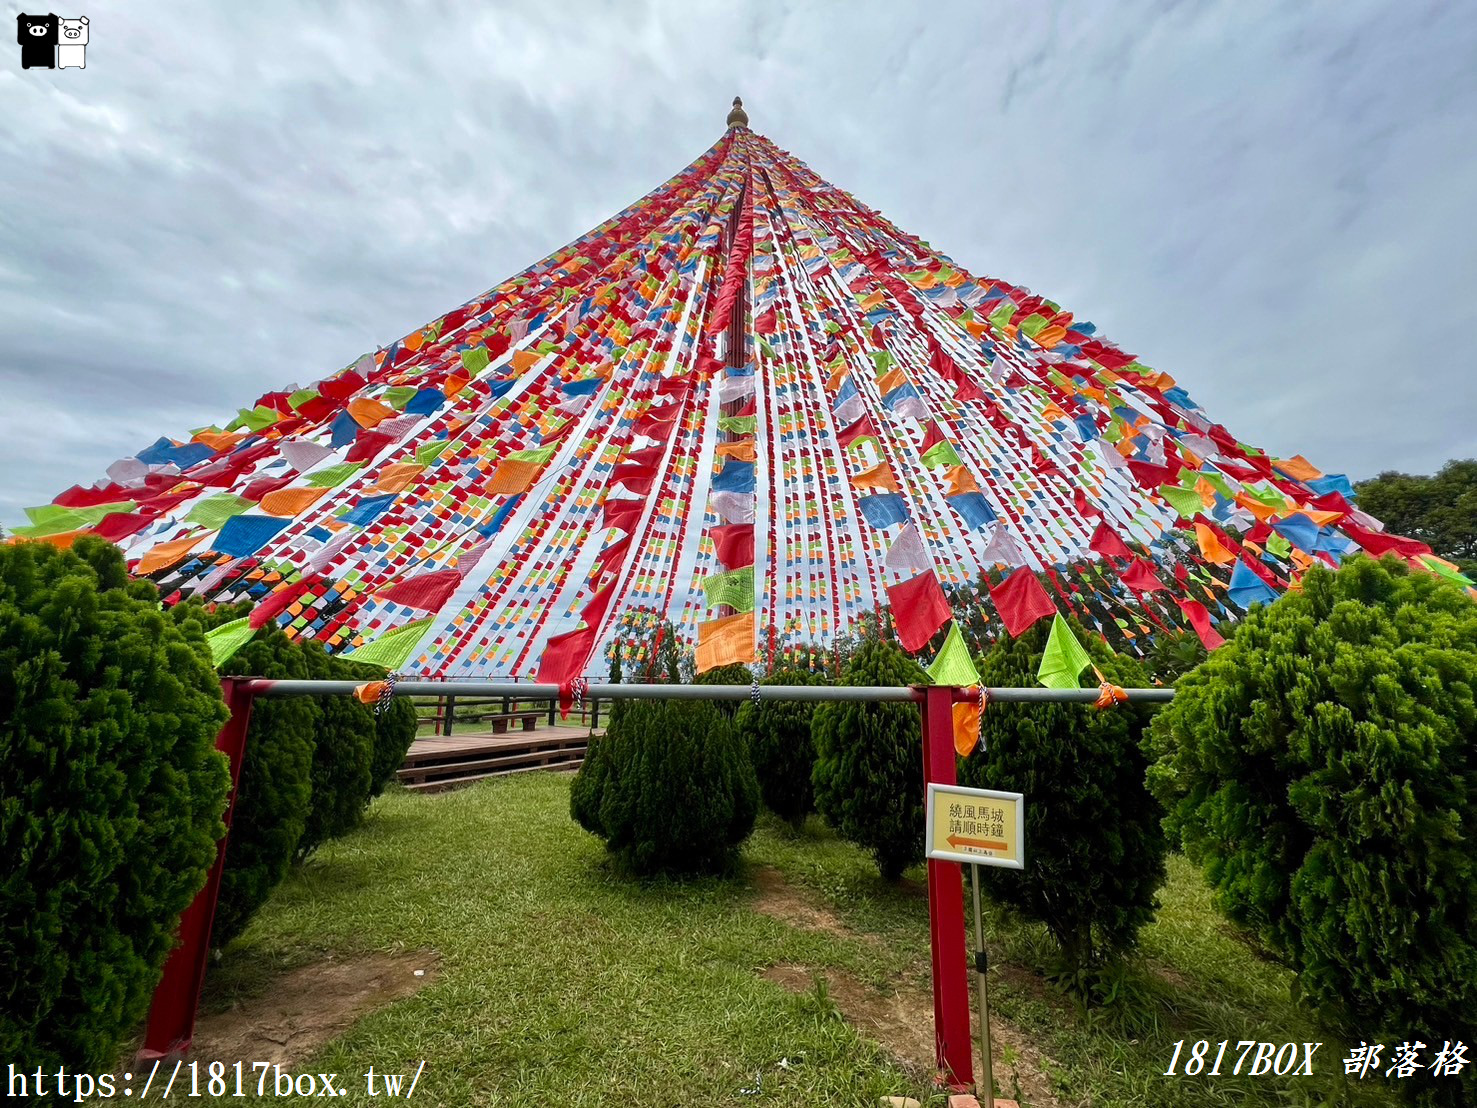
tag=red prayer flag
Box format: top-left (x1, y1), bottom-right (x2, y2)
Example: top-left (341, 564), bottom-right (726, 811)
top-left (989, 566), bottom-right (1056, 638)
top-left (710, 523), bottom-right (755, 569)
top-left (1088, 521), bottom-right (1132, 559)
top-left (1177, 599), bottom-right (1226, 651)
top-left (602, 497), bottom-right (644, 533)
top-left (376, 568), bottom-right (462, 613)
top-left (1119, 558), bottom-right (1168, 593)
top-left (886, 571), bottom-right (952, 653)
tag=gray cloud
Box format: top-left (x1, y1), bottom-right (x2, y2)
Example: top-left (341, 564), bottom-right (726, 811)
top-left (2, 0), bottom-right (1474, 524)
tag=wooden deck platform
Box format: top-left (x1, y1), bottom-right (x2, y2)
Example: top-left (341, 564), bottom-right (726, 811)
top-left (398, 725), bottom-right (598, 793)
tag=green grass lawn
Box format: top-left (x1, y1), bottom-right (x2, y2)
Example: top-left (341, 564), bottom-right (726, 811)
top-left (197, 773), bottom-right (1403, 1107)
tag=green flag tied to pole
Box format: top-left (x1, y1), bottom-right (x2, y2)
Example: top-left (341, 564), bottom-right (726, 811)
top-left (1037, 613), bottom-right (1091, 690)
top-left (927, 621), bottom-right (981, 686)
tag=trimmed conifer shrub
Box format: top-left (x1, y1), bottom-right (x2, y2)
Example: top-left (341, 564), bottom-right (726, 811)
top-left (811, 638), bottom-right (928, 880)
top-left (736, 666), bottom-right (824, 831)
top-left (695, 661), bottom-right (755, 718)
top-left (959, 618), bottom-right (1167, 983)
top-left (0, 538), bottom-right (230, 1072)
top-left (294, 641), bottom-right (376, 858)
top-left (205, 623), bottom-right (316, 947)
top-left (368, 692), bottom-right (418, 798)
top-left (1149, 557), bottom-right (1476, 1106)
top-left (571, 697), bottom-right (759, 875)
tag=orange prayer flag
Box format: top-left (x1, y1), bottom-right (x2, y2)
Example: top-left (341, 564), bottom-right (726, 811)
top-left (348, 396), bottom-right (394, 429)
top-left (943, 465), bottom-right (979, 496)
top-left (952, 700), bottom-right (981, 757)
top-left (354, 681), bottom-right (387, 705)
top-left (852, 461), bottom-right (899, 492)
top-left (695, 611), bottom-right (756, 673)
top-left (510, 348), bottom-right (541, 373)
top-left (716, 440), bottom-right (757, 462)
top-left (1034, 324), bottom-right (1067, 348)
top-left (259, 486), bottom-right (327, 517)
top-left (1302, 509), bottom-right (1345, 527)
top-left (485, 457), bottom-right (543, 495)
top-left (191, 430), bottom-right (247, 452)
top-left (370, 462), bottom-right (426, 494)
top-left (1234, 492), bottom-right (1281, 523)
top-left (1194, 522), bottom-right (1237, 566)
top-left (443, 372), bottom-right (471, 399)
top-left (34, 530), bottom-right (84, 549)
top-left (135, 534), bottom-right (203, 575)
top-left (1040, 400), bottom-right (1068, 422)
top-left (876, 367), bottom-right (908, 394)
top-left (1275, 454), bottom-right (1323, 481)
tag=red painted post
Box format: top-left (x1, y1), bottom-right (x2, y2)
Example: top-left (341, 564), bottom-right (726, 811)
top-left (920, 685), bottom-right (974, 1089)
top-left (137, 677), bottom-right (256, 1060)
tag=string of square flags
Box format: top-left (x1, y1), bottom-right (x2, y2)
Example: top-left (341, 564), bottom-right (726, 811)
top-left (15, 125), bottom-right (1471, 713)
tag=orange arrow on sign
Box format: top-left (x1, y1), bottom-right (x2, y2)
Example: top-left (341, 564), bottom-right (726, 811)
top-left (947, 835), bottom-right (1007, 852)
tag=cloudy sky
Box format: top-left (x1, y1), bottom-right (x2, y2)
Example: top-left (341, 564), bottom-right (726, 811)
top-left (2, 1), bottom-right (1474, 526)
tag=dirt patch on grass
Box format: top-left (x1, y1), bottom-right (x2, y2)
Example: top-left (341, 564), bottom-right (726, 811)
top-left (762, 963), bottom-right (1065, 1108)
top-left (749, 865), bottom-right (857, 941)
top-left (763, 963), bottom-right (936, 1077)
top-left (189, 950), bottom-right (437, 1068)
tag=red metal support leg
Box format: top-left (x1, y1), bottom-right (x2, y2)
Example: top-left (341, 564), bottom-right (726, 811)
top-left (921, 685), bottom-right (974, 1089)
top-left (138, 677), bottom-right (256, 1060)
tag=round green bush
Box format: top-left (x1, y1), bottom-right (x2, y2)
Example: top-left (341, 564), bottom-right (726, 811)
top-left (736, 666), bottom-right (824, 831)
top-left (294, 641), bottom-right (375, 858)
top-left (959, 618), bottom-right (1167, 980)
top-left (1148, 556), bottom-right (1476, 1105)
top-left (811, 638), bottom-right (928, 880)
top-left (0, 538), bottom-right (230, 1071)
top-left (571, 697), bottom-right (759, 875)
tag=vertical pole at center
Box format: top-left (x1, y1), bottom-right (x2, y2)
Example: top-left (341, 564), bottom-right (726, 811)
top-left (920, 685), bottom-right (973, 1089)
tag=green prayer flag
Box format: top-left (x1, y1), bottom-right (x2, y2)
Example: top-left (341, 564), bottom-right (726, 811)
top-left (306, 462), bottom-right (364, 488)
top-left (921, 441), bottom-right (964, 469)
top-left (702, 566), bottom-right (755, 612)
top-left (382, 386), bottom-right (418, 410)
top-left (1201, 471), bottom-right (1235, 501)
top-left (718, 415), bottom-right (757, 434)
top-left (415, 440), bottom-right (450, 465)
top-left (870, 350), bottom-right (894, 373)
top-left (507, 445), bottom-right (558, 465)
top-left (205, 617), bottom-right (255, 668)
top-left (344, 618), bottom-right (433, 669)
top-left (1019, 314), bottom-right (1049, 338)
top-left (287, 389), bottom-right (320, 410)
top-left (1037, 614), bottom-right (1092, 690)
top-left (1265, 532), bottom-right (1292, 559)
top-left (927, 622), bottom-right (980, 686)
top-left (231, 406), bottom-right (279, 433)
top-left (988, 303), bottom-right (1016, 328)
top-left (461, 347), bottom-right (490, 374)
top-left (187, 494), bottom-right (253, 531)
top-left (1422, 555), bottom-right (1474, 586)
top-left (1159, 484), bottom-right (1203, 520)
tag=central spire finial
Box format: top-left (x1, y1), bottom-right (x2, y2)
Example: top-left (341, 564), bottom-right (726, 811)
top-left (726, 96), bottom-right (749, 130)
